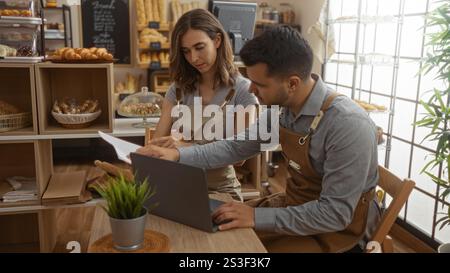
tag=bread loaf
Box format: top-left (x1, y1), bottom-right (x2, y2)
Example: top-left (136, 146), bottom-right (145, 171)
top-left (152, 0), bottom-right (160, 22)
top-left (136, 0), bottom-right (147, 27)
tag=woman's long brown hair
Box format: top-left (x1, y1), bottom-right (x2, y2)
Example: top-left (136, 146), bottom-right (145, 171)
top-left (170, 9), bottom-right (238, 94)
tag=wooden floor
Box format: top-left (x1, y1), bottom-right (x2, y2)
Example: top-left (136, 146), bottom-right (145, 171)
top-left (51, 157), bottom-right (415, 253)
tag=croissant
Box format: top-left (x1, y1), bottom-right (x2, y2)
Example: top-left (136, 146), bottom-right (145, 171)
top-left (52, 100), bottom-right (62, 113)
top-left (79, 49), bottom-right (91, 59)
top-left (74, 48), bottom-right (84, 54)
top-left (89, 47), bottom-right (98, 54)
top-left (86, 100), bottom-right (99, 113)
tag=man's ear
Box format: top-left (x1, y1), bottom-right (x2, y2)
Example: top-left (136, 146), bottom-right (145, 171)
top-left (287, 75), bottom-right (301, 94)
top-left (214, 33), bottom-right (222, 48)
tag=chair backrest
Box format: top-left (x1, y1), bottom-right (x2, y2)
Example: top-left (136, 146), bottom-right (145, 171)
top-left (370, 166), bottom-right (416, 244)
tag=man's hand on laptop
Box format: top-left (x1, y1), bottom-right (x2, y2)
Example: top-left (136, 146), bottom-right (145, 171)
top-left (136, 145), bottom-right (180, 162)
top-left (211, 202), bottom-right (255, 231)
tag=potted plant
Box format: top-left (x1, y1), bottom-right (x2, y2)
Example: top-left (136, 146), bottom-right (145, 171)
top-left (92, 174), bottom-right (157, 251)
top-left (415, 0), bottom-right (450, 253)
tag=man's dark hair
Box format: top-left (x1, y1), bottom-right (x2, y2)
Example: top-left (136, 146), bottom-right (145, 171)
top-left (239, 26), bottom-right (313, 80)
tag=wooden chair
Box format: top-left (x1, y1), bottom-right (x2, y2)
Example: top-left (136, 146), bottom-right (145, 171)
top-left (366, 166), bottom-right (415, 253)
top-left (144, 127), bottom-right (156, 145)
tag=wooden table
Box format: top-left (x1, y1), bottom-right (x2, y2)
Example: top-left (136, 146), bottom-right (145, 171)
top-left (88, 194), bottom-right (267, 253)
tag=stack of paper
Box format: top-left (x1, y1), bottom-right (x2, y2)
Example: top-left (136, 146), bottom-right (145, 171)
top-left (1, 177), bottom-right (38, 203)
top-left (98, 131), bottom-right (142, 164)
top-left (42, 170), bottom-right (92, 205)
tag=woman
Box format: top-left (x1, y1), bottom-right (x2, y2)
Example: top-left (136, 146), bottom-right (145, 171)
top-left (149, 9), bottom-right (258, 201)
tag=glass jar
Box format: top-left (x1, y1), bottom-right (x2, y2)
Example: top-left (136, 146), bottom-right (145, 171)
top-left (279, 3), bottom-right (295, 24)
top-left (260, 2), bottom-right (272, 21)
top-left (271, 10), bottom-right (280, 23)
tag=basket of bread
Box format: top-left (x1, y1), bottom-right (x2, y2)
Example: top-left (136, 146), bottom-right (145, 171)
top-left (51, 98), bottom-right (101, 129)
top-left (0, 100), bottom-right (32, 133)
top-left (48, 47), bottom-right (114, 63)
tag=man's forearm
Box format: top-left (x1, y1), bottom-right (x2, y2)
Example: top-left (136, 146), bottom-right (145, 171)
top-left (178, 139), bottom-right (261, 169)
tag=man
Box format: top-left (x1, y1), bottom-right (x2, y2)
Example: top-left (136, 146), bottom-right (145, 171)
top-left (137, 26), bottom-right (380, 253)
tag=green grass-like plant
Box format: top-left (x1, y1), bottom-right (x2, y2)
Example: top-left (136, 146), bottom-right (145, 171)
top-left (92, 174), bottom-right (157, 219)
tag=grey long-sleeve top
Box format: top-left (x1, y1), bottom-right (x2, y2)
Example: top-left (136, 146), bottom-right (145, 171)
top-left (177, 74), bottom-right (381, 240)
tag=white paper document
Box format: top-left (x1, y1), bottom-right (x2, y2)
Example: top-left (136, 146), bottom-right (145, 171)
top-left (98, 131), bottom-right (142, 164)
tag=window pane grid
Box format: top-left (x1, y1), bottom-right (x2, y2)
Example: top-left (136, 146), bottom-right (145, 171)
top-left (324, 0), bottom-right (446, 243)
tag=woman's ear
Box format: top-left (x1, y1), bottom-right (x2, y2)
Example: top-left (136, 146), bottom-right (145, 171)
top-left (214, 33), bottom-right (222, 49)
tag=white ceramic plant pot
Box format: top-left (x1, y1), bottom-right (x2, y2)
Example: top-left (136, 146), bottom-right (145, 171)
top-left (438, 243), bottom-right (450, 253)
top-left (109, 208), bottom-right (147, 251)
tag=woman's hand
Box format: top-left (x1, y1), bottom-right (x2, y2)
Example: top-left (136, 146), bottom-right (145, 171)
top-left (149, 136), bottom-right (192, 149)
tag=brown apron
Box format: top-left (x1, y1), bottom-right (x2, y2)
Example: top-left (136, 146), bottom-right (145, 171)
top-left (247, 93), bottom-right (375, 253)
top-left (175, 89), bottom-right (242, 201)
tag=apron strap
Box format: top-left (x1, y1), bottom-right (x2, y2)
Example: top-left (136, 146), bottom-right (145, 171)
top-left (299, 93), bottom-right (343, 145)
top-left (175, 87), bottom-right (183, 106)
top-left (174, 87), bottom-right (235, 108)
top-left (321, 92), bottom-right (342, 112)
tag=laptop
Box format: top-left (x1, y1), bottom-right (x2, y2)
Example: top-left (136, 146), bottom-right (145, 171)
top-left (130, 152), bottom-right (226, 233)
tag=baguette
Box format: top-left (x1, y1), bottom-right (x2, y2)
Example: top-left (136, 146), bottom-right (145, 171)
top-left (144, 0), bottom-right (153, 22)
top-left (159, 0), bottom-right (166, 23)
top-left (136, 0), bottom-right (147, 27)
top-left (94, 160), bottom-right (134, 181)
top-left (152, 0), bottom-right (160, 22)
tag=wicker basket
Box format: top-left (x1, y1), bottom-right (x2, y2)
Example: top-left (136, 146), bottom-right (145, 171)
top-left (0, 112), bottom-right (32, 132)
top-left (52, 110), bottom-right (101, 129)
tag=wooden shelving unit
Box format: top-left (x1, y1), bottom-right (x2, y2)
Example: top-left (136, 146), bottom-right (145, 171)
top-left (0, 61), bottom-right (114, 252)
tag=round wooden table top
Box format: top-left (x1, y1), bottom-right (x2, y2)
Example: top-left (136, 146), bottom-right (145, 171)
top-left (89, 230), bottom-right (170, 253)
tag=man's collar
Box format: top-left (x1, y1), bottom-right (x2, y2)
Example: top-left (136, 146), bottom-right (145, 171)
top-left (290, 74), bottom-right (327, 121)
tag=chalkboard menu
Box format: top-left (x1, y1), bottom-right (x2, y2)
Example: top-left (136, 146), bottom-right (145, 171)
top-left (81, 0), bottom-right (131, 64)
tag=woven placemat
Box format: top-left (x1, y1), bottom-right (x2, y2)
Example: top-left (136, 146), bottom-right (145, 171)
top-left (89, 230), bottom-right (170, 253)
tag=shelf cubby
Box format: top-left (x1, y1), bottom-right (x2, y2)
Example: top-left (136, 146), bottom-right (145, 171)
top-left (35, 63), bottom-right (114, 135)
top-left (0, 209), bottom-right (56, 253)
top-left (0, 140), bottom-right (52, 209)
top-left (0, 64), bottom-right (38, 136)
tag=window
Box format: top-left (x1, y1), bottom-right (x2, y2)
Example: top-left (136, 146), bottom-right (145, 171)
top-left (323, 0), bottom-right (449, 244)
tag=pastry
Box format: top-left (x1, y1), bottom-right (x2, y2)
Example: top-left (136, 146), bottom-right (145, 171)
top-left (0, 100), bottom-right (21, 115)
top-left (51, 47), bottom-right (114, 61)
top-left (0, 44), bottom-right (17, 57)
top-left (52, 99), bottom-right (100, 115)
top-left (120, 102), bottom-right (161, 116)
top-left (17, 45), bottom-right (34, 57)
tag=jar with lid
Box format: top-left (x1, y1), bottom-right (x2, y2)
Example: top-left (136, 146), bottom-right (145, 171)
top-left (270, 10), bottom-right (280, 23)
top-left (117, 86), bottom-right (164, 128)
top-left (279, 3), bottom-right (296, 25)
top-left (259, 2), bottom-right (272, 21)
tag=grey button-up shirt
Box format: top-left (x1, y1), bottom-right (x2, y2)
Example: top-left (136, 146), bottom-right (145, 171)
top-left (178, 74), bottom-right (381, 243)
